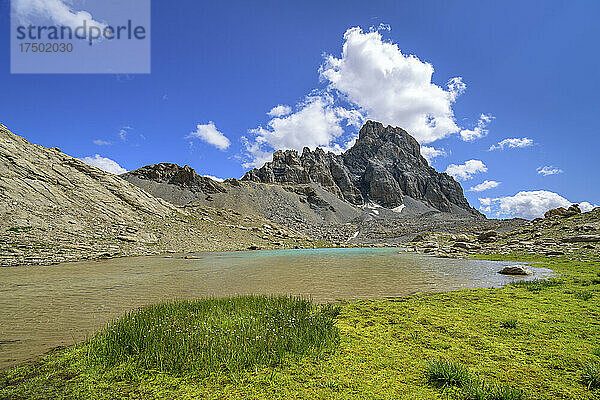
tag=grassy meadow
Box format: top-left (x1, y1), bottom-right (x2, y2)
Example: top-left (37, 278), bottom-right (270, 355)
top-left (1, 253), bottom-right (599, 399)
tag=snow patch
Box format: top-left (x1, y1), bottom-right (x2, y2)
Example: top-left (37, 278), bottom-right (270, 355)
top-left (392, 204), bottom-right (406, 213)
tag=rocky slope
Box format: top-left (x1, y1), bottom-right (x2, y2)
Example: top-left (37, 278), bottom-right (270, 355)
top-left (243, 121), bottom-right (481, 216)
top-left (0, 124), bottom-right (313, 267)
top-left (406, 205), bottom-right (599, 258)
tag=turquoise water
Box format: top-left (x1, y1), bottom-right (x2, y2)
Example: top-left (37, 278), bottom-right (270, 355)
top-left (0, 247), bottom-right (552, 368)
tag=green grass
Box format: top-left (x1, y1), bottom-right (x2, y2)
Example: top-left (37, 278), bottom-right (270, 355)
top-left (426, 358), bottom-right (470, 387)
top-left (426, 358), bottom-right (525, 399)
top-left (500, 319), bottom-right (518, 329)
top-left (1, 255), bottom-right (600, 399)
top-left (86, 296), bottom-right (340, 376)
top-left (582, 363), bottom-right (600, 390)
top-left (510, 278), bottom-right (562, 292)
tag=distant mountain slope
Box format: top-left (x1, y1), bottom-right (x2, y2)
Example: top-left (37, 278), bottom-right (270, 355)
top-left (121, 163), bottom-right (365, 227)
top-left (243, 120), bottom-right (482, 216)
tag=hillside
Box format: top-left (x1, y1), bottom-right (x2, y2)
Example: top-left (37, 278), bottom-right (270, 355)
top-left (0, 124), bottom-right (312, 267)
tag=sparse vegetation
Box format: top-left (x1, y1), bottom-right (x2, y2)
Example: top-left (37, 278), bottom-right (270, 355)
top-left (7, 226), bottom-right (32, 233)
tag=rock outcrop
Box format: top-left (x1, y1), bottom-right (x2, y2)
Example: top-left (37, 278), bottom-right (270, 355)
top-left (123, 163), bottom-right (226, 195)
top-left (544, 204), bottom-right (582, 219)
top-left (242, 121), bottom-right (481, 216)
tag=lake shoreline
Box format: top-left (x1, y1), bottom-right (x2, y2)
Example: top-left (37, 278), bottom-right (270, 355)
top-left (2, 251), bottom-right (598, 399)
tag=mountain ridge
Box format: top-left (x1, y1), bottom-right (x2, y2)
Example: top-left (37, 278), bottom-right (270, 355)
top-left (242, 120), bottom-right (481, 216)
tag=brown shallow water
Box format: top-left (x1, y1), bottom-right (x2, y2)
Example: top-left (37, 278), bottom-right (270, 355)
top-left (0, 247), bottom-right (552, 369)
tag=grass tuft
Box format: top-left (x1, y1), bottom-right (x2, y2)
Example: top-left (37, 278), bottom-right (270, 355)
top-left (427, 359), bottom-right (525, 399)
top-left (510, 279), bottom-right (561, 292)
top-left (582, 362), bottom-right (600, 390)
top-left (463, 378), bottom-right (525, 400)
top-left (85, 295), bottom-right (339, 376)
top-left (426, 358), bottom-right (470, 387)
top-left (574, 291), bottom-right (593, 301)
top-left (500, 319), bottom-right (518, 329)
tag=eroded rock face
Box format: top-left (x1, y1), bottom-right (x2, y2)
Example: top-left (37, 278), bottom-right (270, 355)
top-left (243, 121), bottom-right (481, 216)
top-left (122, 163), bottom-right (226, 195)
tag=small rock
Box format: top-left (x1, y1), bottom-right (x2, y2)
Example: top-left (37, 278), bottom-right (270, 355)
top-left (478, 230), bottom-right (498, 242)
top-left (498, 265), bottom-right (533, 275)
top-left (116, 235), bottom-right (138, 243)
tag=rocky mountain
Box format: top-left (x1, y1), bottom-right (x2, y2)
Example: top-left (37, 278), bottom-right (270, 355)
top-left (243, 121), bottom-right (481, 216)
top-left (122, 163), bottom-right (366, 230)
top-left (0, 124), bottom-right (311, 267)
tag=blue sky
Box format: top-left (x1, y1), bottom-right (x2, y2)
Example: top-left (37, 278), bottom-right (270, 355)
top-left (1, 0), bottom-right (599, 218)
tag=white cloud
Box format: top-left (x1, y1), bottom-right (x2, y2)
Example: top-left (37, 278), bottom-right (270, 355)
top-left (445, 160), bottom-right (487, 181)
top-left (203, 175), bottom-right (225, 182)
top-left (80, 154), bottom-right (126, 175)
top-left (420, 146), bottom-right (447, 163)
top-left (118, 126), bottom-right (132, 142)
top-left (244, 95), bottom-right (356, 167)
top-left (479, 190), bottom-right (598, 219)
top-left (537, 166), bottom-right (563, 176)
top-left (319, 27), bottom-right (465, 144)
top-left (267, 105), bottom-right (292, 118)
top-left (187, 121), bottom-right (231, 151)
top-left (470, 180), bottom-right (501, 192)
top-left (376, 23), bottom-right (391, 32)
top-left (242, 26), bottom-right (488, 168)
top-left (489, 137), bottom-right (533, 151)
top-left (580, 202), bottom-right (599, 213)
top-left (13, 0), bottom-right (106, 30)
top-left (459, 113), bottom-right (494, 142)
top-left (93, 139), bottom-right (111, 146)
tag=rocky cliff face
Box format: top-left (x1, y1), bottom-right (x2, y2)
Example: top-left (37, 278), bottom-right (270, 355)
top-left (122, 163), bottom-right (227, 195)
top-left (243, 121), bottom-right (481, 216)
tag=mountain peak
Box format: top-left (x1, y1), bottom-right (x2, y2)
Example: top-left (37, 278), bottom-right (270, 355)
top-left (243, 121), bottom-right (481, 216)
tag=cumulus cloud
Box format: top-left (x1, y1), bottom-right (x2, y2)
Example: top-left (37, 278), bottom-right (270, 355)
top-left (537, 166), bottom-right (563, 176)
top-left (203, 175), bottom-right (225, 182)
top-left (421, 146), bottom-right (447, 163)
top-left (489, 137), bottom-right (533, 151)
top-left (445, 160), bottom-right (487, 181)
top-left (80, 154), bottom-right (126, 175)
top-left (580, 202), bottom-right (599, 213)
top-left (187, 121), bottom-right (231, 151)
top-left (459, 113), bottom-right (494, 142)
top-left (479, 190), bottom-right (598, 219)
top-left (267, 105), bottom-right (292, 118)
top-left (13, 0), bottom-right (106, 30)
top-left (319, 27), bottom-right (464, 144)
top-left (242, 26), bottom-right (487, 168)
top-left (469, 180), bottom-right (501, 192)
top-left (93, 139), bottom-right (111, 146)
top-left (243, 95), bottom-right (357, 167)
